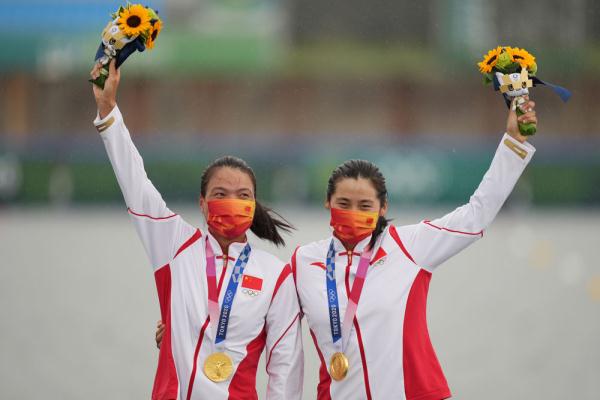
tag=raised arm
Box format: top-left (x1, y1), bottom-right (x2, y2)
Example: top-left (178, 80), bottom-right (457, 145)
top-left (264, 265), bottom-right (304, 400)
top-left (91, 60), bottom-right (195, 270)
top-left (395, 98), bottom-right (538, 271)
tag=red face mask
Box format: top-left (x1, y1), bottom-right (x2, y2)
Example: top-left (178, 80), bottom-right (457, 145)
top-left (207, 199), bottom-right (256, 239)
top-left (330, 208), bottom-right (379, 246)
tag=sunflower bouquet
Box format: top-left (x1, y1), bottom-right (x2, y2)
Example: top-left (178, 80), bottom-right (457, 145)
top-left (477, 46), bottom-right (571, 136)
top-left (90, 3), bottom-right (163, 89)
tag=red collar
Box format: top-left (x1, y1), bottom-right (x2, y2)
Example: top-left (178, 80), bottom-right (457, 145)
top-left (338, 250), bottom-right (362, 257)
top-left (216, 255), bottom-right (236, 262)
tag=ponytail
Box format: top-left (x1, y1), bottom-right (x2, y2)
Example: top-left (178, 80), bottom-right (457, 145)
top-left (250, 201), bottom-right (294, 247)
top-left (368, 215), bottom-right (391, 250)
top-left (200, 156), bottom-right (295, 247)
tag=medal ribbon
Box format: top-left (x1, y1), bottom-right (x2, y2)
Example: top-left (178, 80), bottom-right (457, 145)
top-left (326, 239), bottom-right (373, 352)
top-left (205, 237), bottom-right (252, 348)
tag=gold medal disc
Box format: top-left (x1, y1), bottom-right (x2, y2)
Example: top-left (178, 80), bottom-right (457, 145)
top-left (329, 352), bottom-right (349, 381)
top-left (204, 352), bottom-right (234, 382)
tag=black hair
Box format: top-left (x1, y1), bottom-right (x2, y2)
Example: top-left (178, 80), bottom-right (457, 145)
top-left (327, 159), bottom-right (390, 249)
top-left (200, 156), bottom-right (294, 247)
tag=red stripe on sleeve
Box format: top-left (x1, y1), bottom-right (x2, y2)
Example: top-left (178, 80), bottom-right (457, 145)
top-left (271, 265), bottom-right (292, 302)
top-left (265, 313), bottom-right (301, 370)
top-left (174, 229), bottom-right (202, 258)
top-left (289, 247), bottom-right (303, 314)
top-left (423, 220), bottom-right (484, 237)
top-left (128, 207), bottom-right (178, 220)
top-left (290, 246), bottom-right (300, 284)
top-left (389, 225), bottom-right (417, 264)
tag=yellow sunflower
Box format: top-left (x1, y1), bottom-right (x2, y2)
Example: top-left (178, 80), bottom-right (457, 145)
top-left (118, 4), bottom-right (151, 37)
top-left (508, 47), bottom-right (536, 70)
top-left (145, 19), bottom-right (162, 49)
top-left (477, 46), bottom-right (502, 74)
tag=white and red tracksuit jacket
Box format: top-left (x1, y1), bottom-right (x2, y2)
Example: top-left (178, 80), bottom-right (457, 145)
top-left (95, 105), bottom-right (303, 400)
top-left (293, 133), bottom-right (535, 400)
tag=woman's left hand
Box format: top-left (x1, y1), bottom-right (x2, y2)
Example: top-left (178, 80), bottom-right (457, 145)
top-left (155, 320), bottom-right (165, 349)
top-left (506, 96), bottom-right (537, 143)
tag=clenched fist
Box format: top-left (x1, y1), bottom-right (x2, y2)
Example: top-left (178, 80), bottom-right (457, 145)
top-left (506, 96), bottom-right (537, 143)
top-left (91, 59), bottom-right (121, 119)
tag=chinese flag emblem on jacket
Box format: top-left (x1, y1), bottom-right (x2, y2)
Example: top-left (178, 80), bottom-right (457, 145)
top-left (242, 275), bottom-right (263, 291)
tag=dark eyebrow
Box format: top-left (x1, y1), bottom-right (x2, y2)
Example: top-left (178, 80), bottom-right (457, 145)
top-left (210, 186), bottom-right (229, 193)
top-left (336, 197), bottom-right (350, 202)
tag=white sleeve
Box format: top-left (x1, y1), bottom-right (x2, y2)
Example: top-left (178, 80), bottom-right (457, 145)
top-left (94, 105), bottom-right (196, 270)
top-left (265, 265), bottom-right (303, 400)
top-left (397, 133), bottom-right (536, 271)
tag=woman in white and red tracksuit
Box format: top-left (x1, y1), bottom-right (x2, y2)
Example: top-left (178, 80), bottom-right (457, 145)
top-left (91, 60), bottom-right (303, 400)
top-left (292, 99), bottom-right (538, 399)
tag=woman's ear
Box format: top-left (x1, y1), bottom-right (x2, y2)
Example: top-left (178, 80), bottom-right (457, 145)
top-left (379, 202), bottom-right (388, 217)
top-left (199, 196), bottom-right (209, 219)
top-left (324, 200), bottom-right (331, 210)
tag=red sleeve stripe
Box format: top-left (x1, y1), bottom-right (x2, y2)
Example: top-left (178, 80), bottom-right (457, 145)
top-left (265, 312), bottom-right (301, 370)
top-left (389, 225), bottom-right (417, 265)
top-left (174, 229), bottom-right (202, 259)
top-left (271, 265), bottom-right (292, 302)
top-left (290, 246), bottom-right (300, 284)
top-left (423, 220), bottom-right (484, 237)
top-left (128, 208), bottom-right (178, 220)
top-left (289, 247), bottom-right (303, 312)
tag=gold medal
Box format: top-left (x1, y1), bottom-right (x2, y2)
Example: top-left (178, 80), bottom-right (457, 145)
top-left (329, 352), bottom-right (349, 381)
top-left (203, 352), bottom-right (234, 382)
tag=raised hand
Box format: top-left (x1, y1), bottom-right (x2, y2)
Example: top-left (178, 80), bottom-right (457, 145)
top-left (90, 59), bottom-right (120, 119)
top-left (506, 96), bottom-right (537, 143)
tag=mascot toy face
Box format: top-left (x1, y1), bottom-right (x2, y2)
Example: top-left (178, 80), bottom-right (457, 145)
top-left (495, 67), bottom-right (533, 97)
top-left (101, 20), bottom-right (135, 52)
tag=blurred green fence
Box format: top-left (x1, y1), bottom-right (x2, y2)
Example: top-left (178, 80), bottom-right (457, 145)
top-left (2, 137), bottom-right (599, 206)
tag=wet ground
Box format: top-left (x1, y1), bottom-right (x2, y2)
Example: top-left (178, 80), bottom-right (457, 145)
top-left (1, 206), bottom-right (599, 399)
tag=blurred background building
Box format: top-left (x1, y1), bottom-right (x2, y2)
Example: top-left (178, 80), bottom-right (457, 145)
top-left (0, 0), bottom-right (599, 207)
top-left (1, 1), bottom-right (599, 399)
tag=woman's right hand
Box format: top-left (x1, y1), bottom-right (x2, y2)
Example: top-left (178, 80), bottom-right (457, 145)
top-left (90, 59), bottom-right (120, 119)
top-left (506, 96), bottom-right (536, 143)
top-left (155, 320), bottom-right (165, 349)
